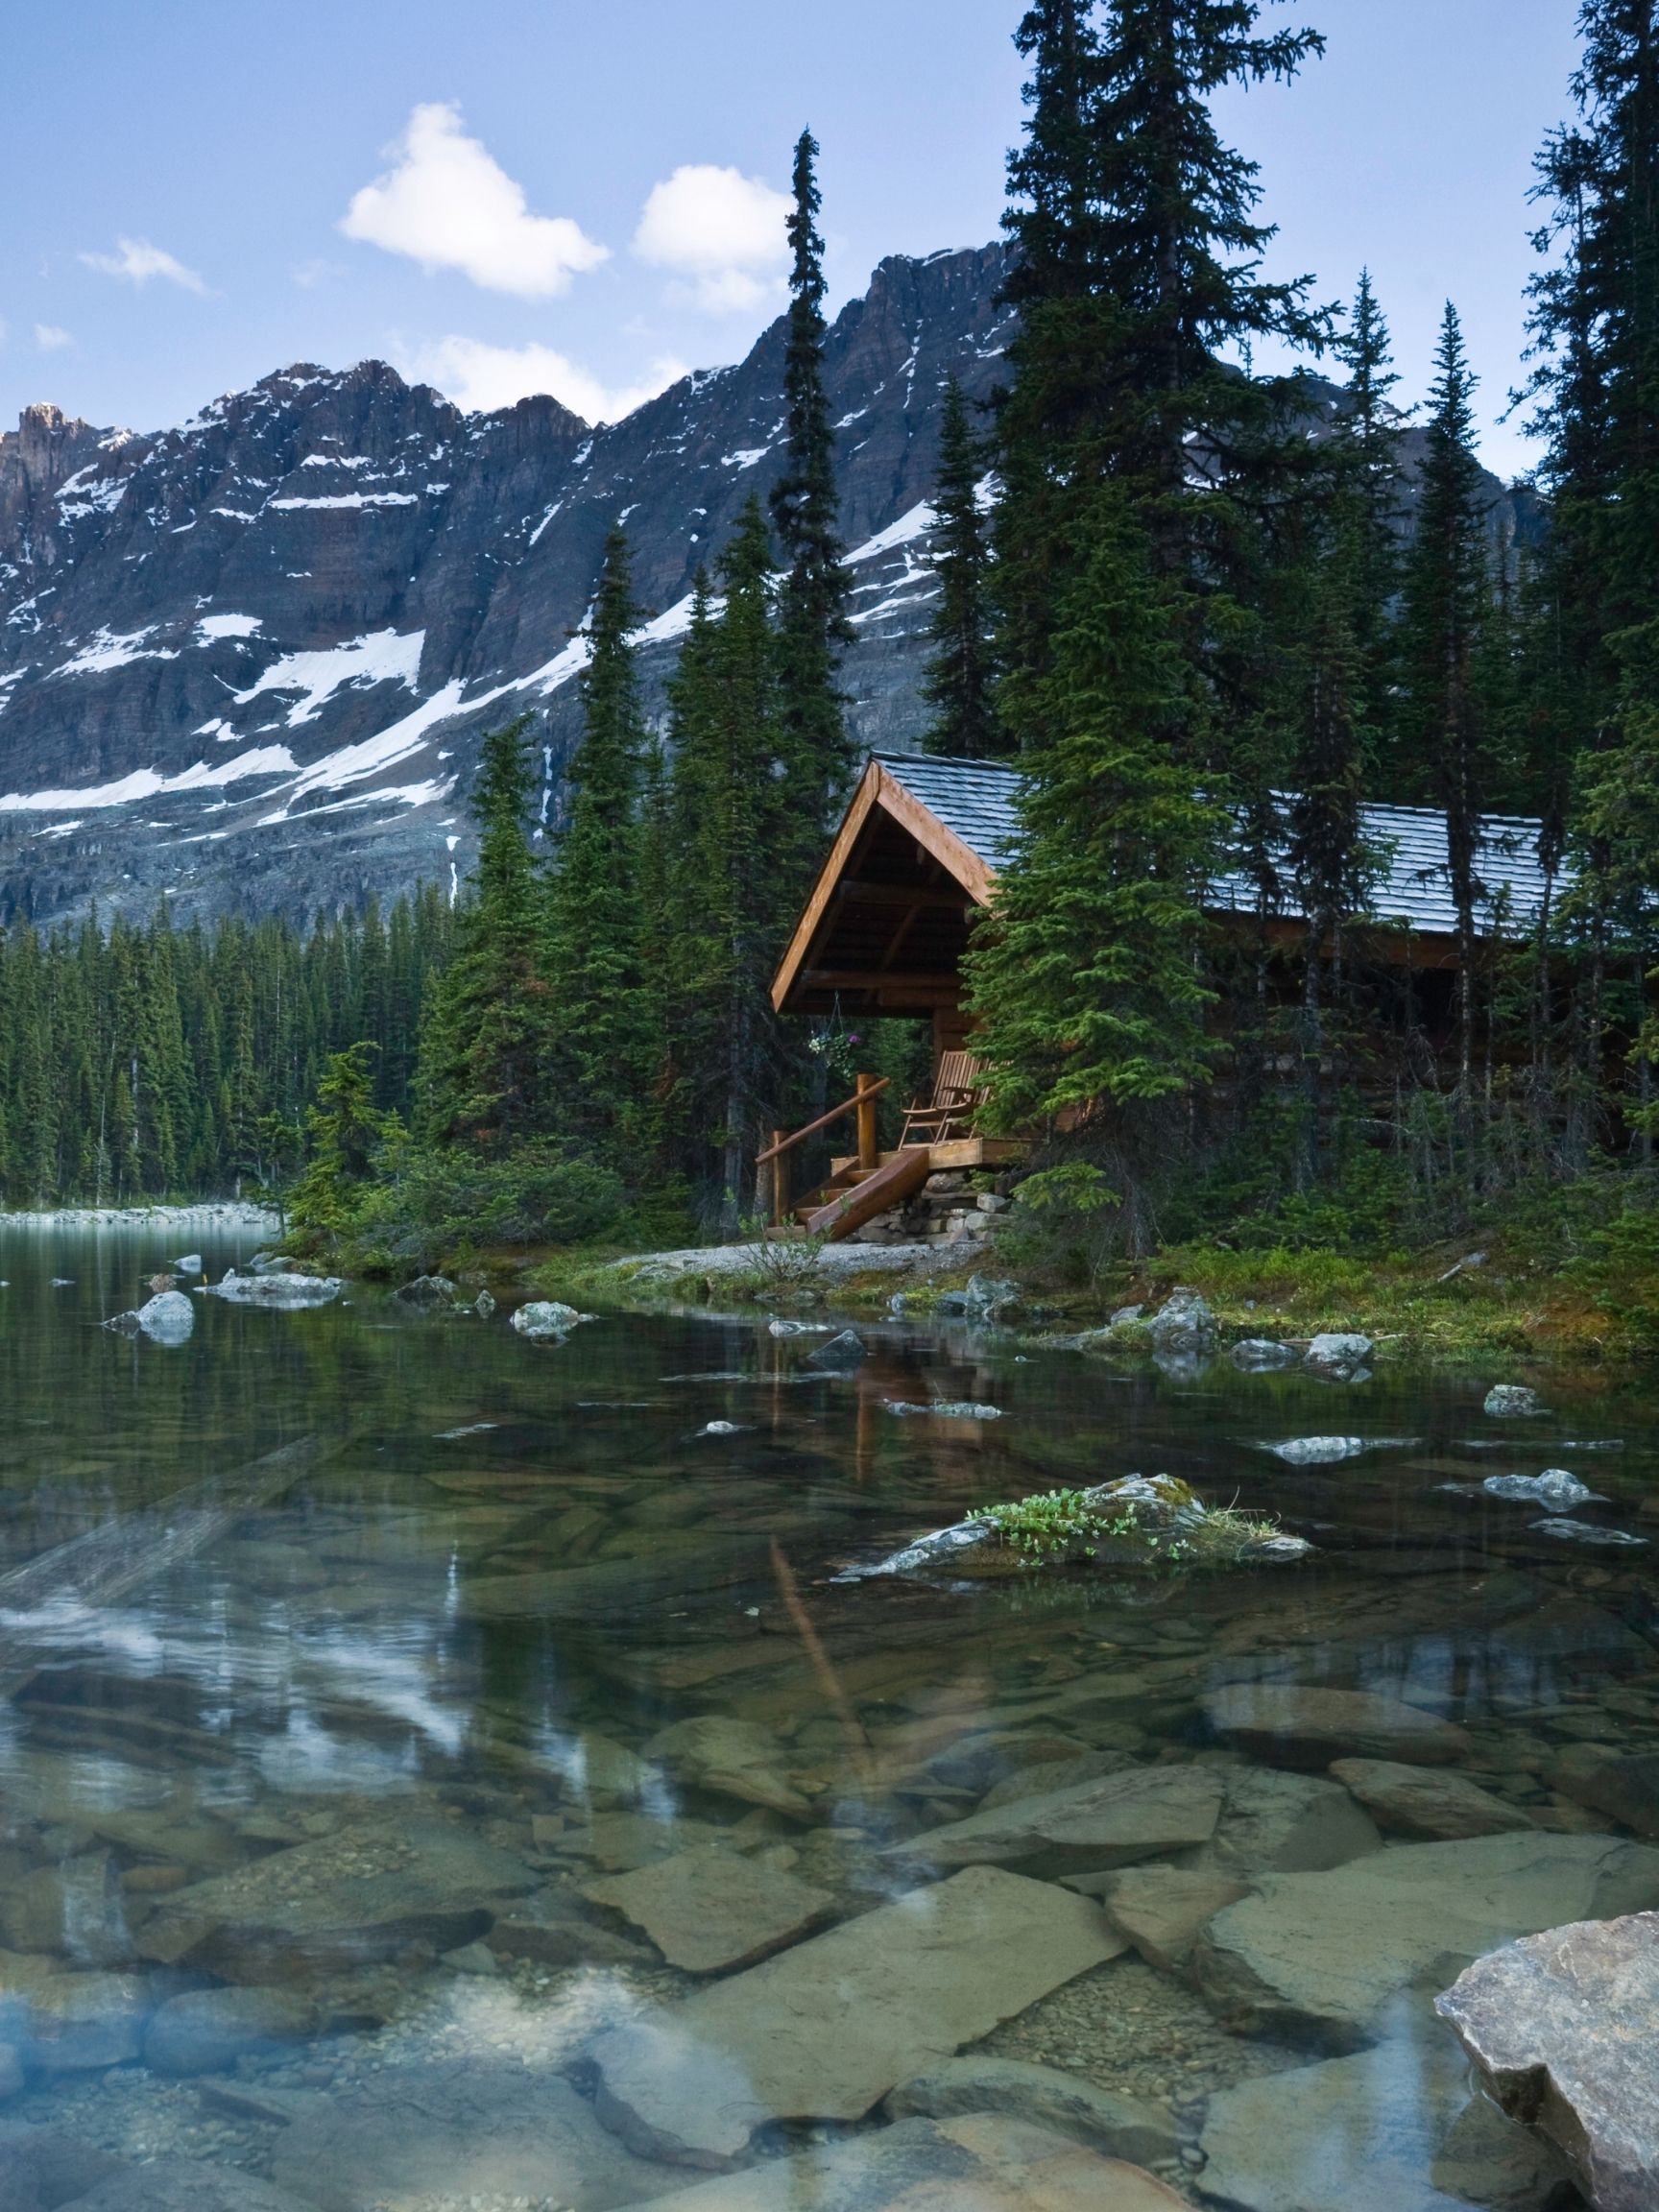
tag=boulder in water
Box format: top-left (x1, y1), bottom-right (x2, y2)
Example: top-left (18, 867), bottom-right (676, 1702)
top-left (173, 1253), bottom-right (203, 1274)
top-left (1484, 1468), bottom-right (1601, 1508)
top-left (1231, 1338), bottom-right (1298, 1372)
top-left (806, 1329), bottom-right (866, 1370)
top-left (882, 1399), bottom-right (1003, 1419)
top-left (393, 1274), bottom-right (455, 1306)
top-left (1485, 1382), bottom-right (1546, 1417)
top-left (204, 1270), bottom-right (342, 1308)
top-left (510, 1299), bottom-right (583, 1339)
top-left (136, 1289), bottom-right (194, 1344)
top-left (1146, 1287), bottom-right (1215, 1356)
top-left (963, 1274), bottom-right (1021, 1321)
top-left (1303, 1332), bottom-right (1374, 1382)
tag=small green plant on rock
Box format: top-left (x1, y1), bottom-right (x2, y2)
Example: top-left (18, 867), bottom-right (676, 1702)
top-left (968, 1486), bottom-right (1110, 1561)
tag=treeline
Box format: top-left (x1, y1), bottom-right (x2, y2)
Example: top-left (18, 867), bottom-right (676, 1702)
top-left (0, 894), bottom-right (453, 1206)
top-left (928, 0), bottom-right (1659, 1254)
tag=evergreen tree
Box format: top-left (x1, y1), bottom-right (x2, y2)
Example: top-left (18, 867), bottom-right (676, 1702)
top-left (1399, 303), bottom-right (1495, 1101)
top-left (922, 377), bottom-right (1000, 757)
top-left (966, 490), bottom-right (1219, 1250)
top-left (1525, 3), bottom-right (1659, 1141)
top-left (419, 716), bottom-right (554, 1151)
top-left (666, 507), bottom-right (793, 1222)
top-left (545, 526), bottom-right (657, 1158)
top-left (289, 1045), bottom-right (396, 1236)
top-left (769, 130), bottom-right (854, 830)
top-left (1340, 270), bottom-right (1406, 712)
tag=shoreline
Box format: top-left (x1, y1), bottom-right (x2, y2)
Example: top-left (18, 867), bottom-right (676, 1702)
top-left (0, 1201), bottom-right (282, 1234)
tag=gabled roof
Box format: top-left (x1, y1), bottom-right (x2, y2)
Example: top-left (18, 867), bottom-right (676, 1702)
top-left (869, 752), bottom-right (1556, 937)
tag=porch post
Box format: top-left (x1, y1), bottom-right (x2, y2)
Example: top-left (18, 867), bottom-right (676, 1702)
top-left (770, 1133), bottom-right (790, 1229)
top-left (855, 1073), bottom-right (879, 1170)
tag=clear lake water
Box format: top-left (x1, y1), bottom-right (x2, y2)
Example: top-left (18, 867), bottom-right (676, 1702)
top-left (0, 1222), bottom-right (1652, 2209)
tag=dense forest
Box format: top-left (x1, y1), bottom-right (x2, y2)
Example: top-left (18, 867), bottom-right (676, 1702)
top-left (13, 0), bottom-right (1659, 1288)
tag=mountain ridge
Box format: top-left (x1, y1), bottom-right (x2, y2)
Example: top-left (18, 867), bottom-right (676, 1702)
top-left (0, 243), bottom-right (1016, 924)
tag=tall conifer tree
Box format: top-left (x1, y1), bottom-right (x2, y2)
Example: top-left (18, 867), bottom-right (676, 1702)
top-left (1399, 305), bottom-right (1495, 1103)
top-left (770, 130), bottom-right (853, 830)
top-left (419, 716), bottom-right (553, 1151)
top-left (667, 507), bottom-right (792, 1222)
top-left (545, 527), bottom-right (657, 1158)
top-left (922, 377), bottom-right (1000, 757)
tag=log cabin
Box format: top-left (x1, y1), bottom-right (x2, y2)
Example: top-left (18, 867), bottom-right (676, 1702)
top-left (764, 752), bottom-right (1558, 1239)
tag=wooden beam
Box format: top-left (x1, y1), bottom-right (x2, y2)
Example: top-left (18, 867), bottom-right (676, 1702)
top-left (834, 880), bottom-right (971, 910)
top-left (804, 970), bottom-right (963, 991)
top-left (770, 762), bottom-right (886, 1013)
top-left (805, 1145), bottom-right (933, 1240)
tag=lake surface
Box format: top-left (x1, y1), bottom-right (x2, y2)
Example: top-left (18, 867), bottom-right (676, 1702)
top-left (0, 1224), bottom-right (1652, 2209)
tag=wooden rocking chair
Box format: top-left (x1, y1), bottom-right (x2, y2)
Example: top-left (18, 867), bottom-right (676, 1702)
top-left (899, 1050), bottom-right (986, 1146)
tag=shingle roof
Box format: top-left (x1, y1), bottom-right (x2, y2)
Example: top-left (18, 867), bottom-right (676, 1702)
top-left (874, 752), bottom-right (1557, 938)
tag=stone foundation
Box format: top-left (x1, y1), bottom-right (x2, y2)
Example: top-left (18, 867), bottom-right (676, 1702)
top-left (850, 1172), bottom-right (1011, 1248)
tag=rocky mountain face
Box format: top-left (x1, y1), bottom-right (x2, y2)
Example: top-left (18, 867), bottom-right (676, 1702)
top-left (0, 244), bottom-right (1016, 924)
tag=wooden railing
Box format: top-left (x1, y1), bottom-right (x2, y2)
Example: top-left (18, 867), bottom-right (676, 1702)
top-left (755, 1072), bottom-right (891, 1228)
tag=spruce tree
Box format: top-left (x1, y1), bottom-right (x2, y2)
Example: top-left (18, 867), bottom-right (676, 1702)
top-left (666, 508), bottom-right (792, 1222)
top-left (922, 377), bottom-right (1000, 757)
top-left (770, 130), bottom-right (854, 831)
top-left (1525, 4), bottom-right (1659, 1142)
top-left (1341, 270), bottom-right (1406, 712)
top-left (966, 489), bottom-right (1219, 1250)
top-left (1399, 303), bottom-right (1495, 1103)
top-left (545, 526), bottom-right (656, 1159)
top-left (420, 715), bottom-right (554, 1151)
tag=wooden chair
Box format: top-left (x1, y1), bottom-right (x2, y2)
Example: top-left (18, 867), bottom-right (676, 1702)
top-left (899, 1050), bottom-right (986, 1146)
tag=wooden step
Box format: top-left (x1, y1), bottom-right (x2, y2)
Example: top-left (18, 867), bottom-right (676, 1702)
top-left (801, 1146), bottom-right (933, 1241)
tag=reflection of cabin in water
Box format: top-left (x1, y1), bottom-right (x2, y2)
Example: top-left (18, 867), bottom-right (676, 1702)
top-left (765, 752), bottom-right (1555, 1238)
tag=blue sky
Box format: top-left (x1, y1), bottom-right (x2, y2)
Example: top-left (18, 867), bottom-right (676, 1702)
top-left (1, 0), bottom-right (1581, 476)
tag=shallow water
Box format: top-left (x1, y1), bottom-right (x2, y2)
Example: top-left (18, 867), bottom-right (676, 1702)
top-left (0, 1226), bottom-right (1653, 2208)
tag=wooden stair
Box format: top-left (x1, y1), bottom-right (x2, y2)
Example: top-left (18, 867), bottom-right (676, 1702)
top-left (796, 1145), bottom-right (933, 1240)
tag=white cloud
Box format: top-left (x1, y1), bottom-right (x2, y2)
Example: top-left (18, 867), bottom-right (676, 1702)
top-left (633, 164), bottom-right (791, 315)
top-left (81, 236), bottom-right (206, 293)
top-left (35, 324), bottom-right (72, 351)
top-left (401, 334), bottom-right (685, 423)
top-left (341, 103), bottom-right (608, 299)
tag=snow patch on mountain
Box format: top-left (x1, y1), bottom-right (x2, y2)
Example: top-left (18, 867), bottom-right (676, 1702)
top-left (230, 630), bottom-right (425, 726)
top-left (52, 628), bottom-right (180, 678)
top-left (0, 745), bottom-right (297, 812)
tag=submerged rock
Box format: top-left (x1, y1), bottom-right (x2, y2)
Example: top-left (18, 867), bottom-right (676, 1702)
top-left (836, 1518), bottom-right (1002, 1581)
top-left (204, 1270), bottom-right (342, 1308)
top-left (627, 2114), bottom-right (1190, 2210)
top-left (0, 2126), bottom-right (127, 2204)
top-left (643, 1715), bottom-right (812, 1818)
top-left (882, 1398), bottom-right (1003, 1419)
top-left (768, 1318), bottom-right (831, 1335)
top-left (1484, 1469), bottom-right (1602, 1508)
top-left (885, 2060), bottom-right (1176, 2167)
top-left (889, 1763), bottom-right (1225, 1878)
top-left (0, 1854), bottom-right (130, 1965)
top-left (1547, 1749), bottom-right (1659, 1838)
top-left (1303, 1332), bottom-right (1374, 1382)
top-left (392, 1273), bottom-right (454, 1306)
top-left (272, 2057), bottom-right (676, 2212)
top-left (1199, 2040), bottom-right (1570, 2212)
top-left (1094, 1866), bottom-right (1250, 1972)
top-left (66, 2162), bottom-right (321, 2211)
top-left (583, 1849), bottom-right (833, 1973)
top-left (1201, 1684), bottom-right (1472, 1768)
top-left (1436, 1911), bottom-right (1659, 2212)
top-left (1486, 1383), bottom-right (1546, 1417)
top-left (1330, 1758), bottom-right (1533, 1840)
top-left (1530, 1516), bottom-right (1647, 1547)
top-left (510, 1298), bottom-right (583, 1338)
top-left (143, 1987), bottom-right (315, 2077)
top-left (134, 1817), bottom-right (536, 1984)
top-left (1231, 1338), bottom-right (1298, 1371)
top-left (584, 1865), bottom-right (1121, 2167)
top-left (1192, 1830), bottom-right (1659, 2050)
